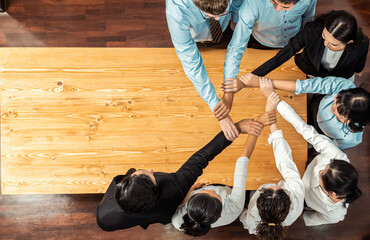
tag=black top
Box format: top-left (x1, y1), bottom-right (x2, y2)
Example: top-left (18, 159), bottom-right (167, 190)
top-left (96, 131), bottom-right (232, 231)
top-left (253, 18), bottom-right (369, 78)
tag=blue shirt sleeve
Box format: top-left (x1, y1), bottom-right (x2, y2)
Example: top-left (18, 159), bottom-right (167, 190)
top-left (302, 0), bottom-right (316, 26)
top-left (166, 13), bottom-right (220, 111)
top-left (295, 76), bottom-right (356, 95)
top-left (223, 0), bottom-right (258, 79)
top-left (231, 0), bottom-right (243, 23)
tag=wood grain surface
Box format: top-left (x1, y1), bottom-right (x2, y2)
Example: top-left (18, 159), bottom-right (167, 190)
top-left (0, 48), bottom-right (306, 194)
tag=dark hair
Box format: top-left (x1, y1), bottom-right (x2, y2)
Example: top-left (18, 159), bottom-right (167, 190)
top-left (115, 174), bottom-right (159, 213)
top-left (193, 0), bottom-right (229, 15)
top-left (324, 10), bottom-right (367, 50)
top-left (276, 0), bottom-right (299, 4)
top-left (180, 193), bottom-right (222, 236)
top-left (256, 188), bottom-right (291, 240)
top-left (336, 88), bottom-right (370, 133)
top-left (322, 159), bottom-right (362, 205)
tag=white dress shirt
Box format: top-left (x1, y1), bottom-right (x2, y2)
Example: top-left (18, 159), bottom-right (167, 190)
top-left (172, 156), bottom-right (249, 230)
top-left (276, 101), bottom-right (350, 226)
top-left (239, 130), bottom-right (304, 234)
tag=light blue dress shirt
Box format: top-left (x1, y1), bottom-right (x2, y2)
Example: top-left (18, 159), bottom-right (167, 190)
top-left (295, 76), bottom-right (362, 149)
top-left (166, 0), bottom-right (242, 111)
top-left (224, 0), bottom-right (316, 79)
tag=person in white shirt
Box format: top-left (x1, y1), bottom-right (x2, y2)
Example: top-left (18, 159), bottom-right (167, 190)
top-left (271, 83), bottom-right (362, 226)
top-left (171, 108), bottom-right (277, 236)
top-left (239, 79), bottom-right (304, 240)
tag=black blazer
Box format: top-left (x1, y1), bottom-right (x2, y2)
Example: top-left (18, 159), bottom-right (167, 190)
top-left (96, 131), bottom-right (232, 231)
top-left (253, 18), bottom-right (369, 78)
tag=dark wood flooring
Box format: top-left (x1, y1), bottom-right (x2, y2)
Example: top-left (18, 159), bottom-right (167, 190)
top-left (0, 0), bottom-right (369, 239)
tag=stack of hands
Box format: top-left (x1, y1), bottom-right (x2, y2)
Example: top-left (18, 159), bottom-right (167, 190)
top-left (214, 73), bottom-right (280, 141)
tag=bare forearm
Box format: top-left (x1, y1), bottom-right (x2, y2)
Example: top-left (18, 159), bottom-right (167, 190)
top-left (223, 91), bottom-right (234, 103)
top-left (271, 79), bottom-right (296, 92)
top-left (269, 123), bottom-right (279, 133)
top-left (241, 134), bottom-right (258, 158)
top-left (243, 78), bottom-right (296, 92)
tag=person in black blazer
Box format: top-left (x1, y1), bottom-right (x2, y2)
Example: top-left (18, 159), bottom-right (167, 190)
top-left (96, 119), bottom-right (272, 231)
top-left (252, 10), bottom-right (369, 79)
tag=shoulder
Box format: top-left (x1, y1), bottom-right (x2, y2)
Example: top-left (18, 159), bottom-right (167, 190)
top-left (240, 0), bottom-right (262, 15)
top-left (304, 18), bottom-right (324, 33)
top-left (171, 205), bottom-right (187, 230)
top-left (166, 0), bottom-right (191, 19)
top-left (113, 175), bottom-right (125, 183)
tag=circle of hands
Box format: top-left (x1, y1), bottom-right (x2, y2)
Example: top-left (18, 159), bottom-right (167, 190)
top-left (214, 73), bottom-right (281, 141)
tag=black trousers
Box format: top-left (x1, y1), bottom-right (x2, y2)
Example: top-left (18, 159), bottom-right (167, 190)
top-left (247, 35), bottom-right (281, 50)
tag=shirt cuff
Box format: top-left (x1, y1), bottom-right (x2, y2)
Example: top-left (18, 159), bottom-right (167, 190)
top-left (237, 156), bottom-right (250, 164)
top-left (267, 130), bottom-right (284, 145)
top-left (295, 79), bottom-right (303, 95)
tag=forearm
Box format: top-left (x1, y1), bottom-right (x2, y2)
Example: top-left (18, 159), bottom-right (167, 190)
top-left (269, 123), bottom-right (279, 133)
top-left (271, 79), bottom-right (296, 92)
top-left (241, 134), bottom-right (258, 158)
top-left (174, 131), bottom-right (232, 195)
top-left (223, 91), bottom-right (234, 105)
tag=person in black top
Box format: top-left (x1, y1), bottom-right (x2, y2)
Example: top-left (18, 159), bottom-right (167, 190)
top-left (96, 118), bottom-right (276, 231)
top-left (252, 10), bottom-right (369, 79)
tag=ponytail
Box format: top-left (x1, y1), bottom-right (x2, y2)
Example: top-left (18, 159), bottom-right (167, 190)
top-left (344, 187), bottom-right (362, 205)
top-left (256, 188), bottom-right (291, 240)
top-left (180, 193), bottom-right (222, 236)
top-left (256, 222), bottom-right (286, 240)
top-left (181, 214), bottom-right (212, 236)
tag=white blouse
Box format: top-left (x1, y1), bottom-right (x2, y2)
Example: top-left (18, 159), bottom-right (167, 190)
top-left (321, 46), bottom-right (344, 71)
top-left (239, 130), bottom-right (305, 234)
top-left (277, 101), bottom-right (350, 226)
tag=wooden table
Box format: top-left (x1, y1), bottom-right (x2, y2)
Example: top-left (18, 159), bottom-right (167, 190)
top-left (0, 48), bottom-right (306, 194)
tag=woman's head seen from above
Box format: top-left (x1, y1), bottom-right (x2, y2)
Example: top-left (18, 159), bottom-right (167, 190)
top-left (319, 160), bottom-right (361, 205)
top-left (180, 191), bottom-right (222, 236)
top-left (331, 88), bottom-right (370, 133)
top-left (322, 10), bottom-right (360, 51)
top-left (256, 186), bottom-right (291, 240)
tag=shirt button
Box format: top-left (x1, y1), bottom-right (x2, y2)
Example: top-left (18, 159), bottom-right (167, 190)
top-left (284, 29), bottom-right (286, 31)
top-left (284, 36), bottom-right (286, 38)
top-left (285, 21), bottom-right (287, 23)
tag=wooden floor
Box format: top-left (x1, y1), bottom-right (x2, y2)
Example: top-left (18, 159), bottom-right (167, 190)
top-left (0, 0), bottom-right (369, 239)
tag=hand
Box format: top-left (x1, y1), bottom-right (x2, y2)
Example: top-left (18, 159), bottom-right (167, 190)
top-left (238, 73), bottom-right (259, 87)
top-left (259, 77), bottom-right (274, 98)
top-left (236, 119), bottom-right (264, 136)
top-left (219, 115), bottom-right (239, 141)
top-left (257, 111), bottom-right (277, 126)
top-left (191, 182), bottom-right (206, 191)
top-left (214, 97), bottom-right (232, 120)
top-left (230, 21), bottom-right (237, 31)
top-left (222, 78), bottom-right (245, 93)
top-left (265, 92), bottom-right (281, 112)
top-left (355, 71), bottom-right (363, 79)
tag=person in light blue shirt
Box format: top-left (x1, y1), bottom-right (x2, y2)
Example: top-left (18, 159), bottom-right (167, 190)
top-left (166, 0), bottom-right (243, 141)
top-left (223, 74), bottom-right (370, 149)
top-left (224, 0), bottom-right (316, 81)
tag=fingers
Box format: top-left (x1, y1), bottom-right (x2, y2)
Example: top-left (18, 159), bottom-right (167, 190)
top-left (252, 121), bottom-right (264, 133)
top-left (221, 81), bottom-right (237, 93)
top-left (214, 105), bottom-right (229, 120)
top-left (220, 116), bottom-right (239, 141)
top-left (230, 124), bottom-right (239, 140)
top-left (221, 79), bottom-right (239, 93)
top-left (214, 103), bottom-right (224, 116)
